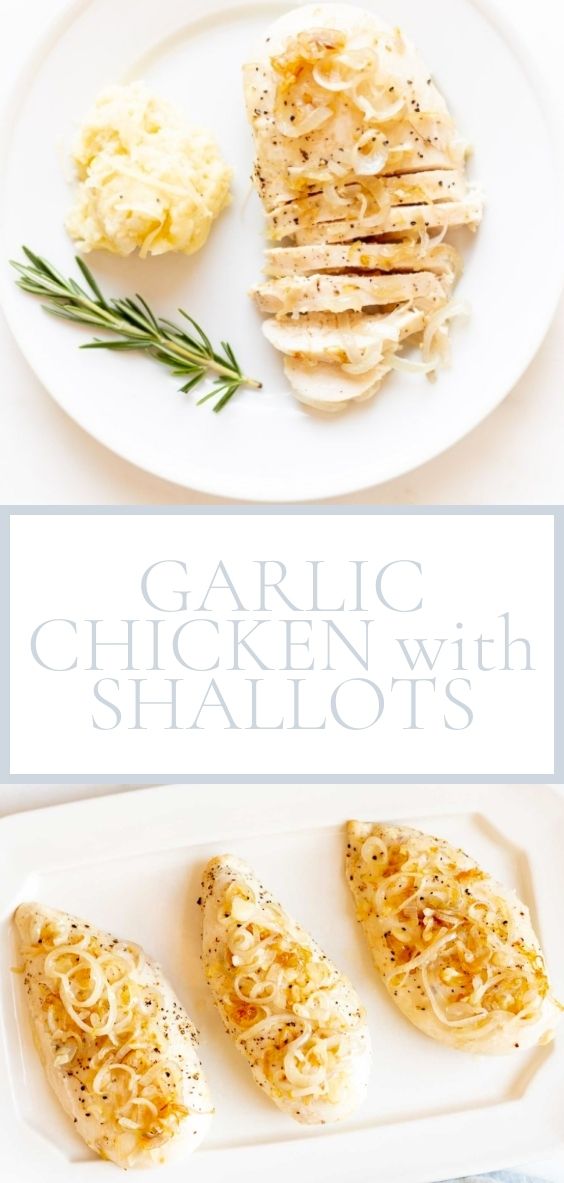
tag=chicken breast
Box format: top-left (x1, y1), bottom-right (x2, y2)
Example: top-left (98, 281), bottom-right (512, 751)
top-left (201, 855), bottom-right (371, 1123)
top-left (346, 823), bottom-right (562, 1055)
top-left (14, 903), bottom-right (213, 1168)
top-left (243, 3), bottom-right (483, 407)
top-left (254, 271), bottom-right (448, 316)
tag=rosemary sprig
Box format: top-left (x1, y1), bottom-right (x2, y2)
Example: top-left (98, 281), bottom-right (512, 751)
top-left (11, 248), bottom-right (262, 411)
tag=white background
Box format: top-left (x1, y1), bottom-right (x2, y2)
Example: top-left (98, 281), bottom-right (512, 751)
top-left (9, 513), bottom-right (555, 776)
top-left (0, 0), bottom-right (563, 505)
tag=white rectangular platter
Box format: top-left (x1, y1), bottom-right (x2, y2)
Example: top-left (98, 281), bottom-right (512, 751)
top-left (1, 783), bottom-right (563, 1183)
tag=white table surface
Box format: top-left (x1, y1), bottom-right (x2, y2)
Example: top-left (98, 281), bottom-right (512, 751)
top-left (0, 0), bottom-right (563, 505)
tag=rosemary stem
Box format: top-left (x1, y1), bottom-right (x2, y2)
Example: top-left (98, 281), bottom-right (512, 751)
top-left (151, 336), bottom-right (240, 383)
top-left (13, 248), bottom-right (263, 407)
top-left (62, 288), bottom-right (248, 385)
top-left (148, 334), bottom-right (262, 389)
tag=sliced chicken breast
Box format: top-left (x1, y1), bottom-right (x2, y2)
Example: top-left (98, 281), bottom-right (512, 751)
top-left (201, 855), bottom-right (371, 1124)
top-left (346, 823), bottom-right (562, 1055)
top-left (14, 903), bottom-right (213, 1168)
top-left (253, 271), bottom-right (448, 315)
top-left (244, 3), bottom-right (482, 408)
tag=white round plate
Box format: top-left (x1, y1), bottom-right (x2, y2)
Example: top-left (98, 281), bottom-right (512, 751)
top-left (0, 0), bottom-right (562, 501)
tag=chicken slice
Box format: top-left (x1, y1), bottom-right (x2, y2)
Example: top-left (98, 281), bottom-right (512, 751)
top-left (284, 355), bottom-right (393, 410)
top-left (201, 855), bottom-right (371, 1124)
top-left (292, 194), bottom-right (484, 245)
top-left (264, 240), bottom-right (460, 279)
top-left (268, 170), bottom-right (468, 238)
top-left (263, 307), bottom-right (425, 364)
top-left (14, 903), bottom-right (213, 1168)
top-left (253, 271), bottom-right (449, 315)
top-left (280, 307), bottom-right (426, 409)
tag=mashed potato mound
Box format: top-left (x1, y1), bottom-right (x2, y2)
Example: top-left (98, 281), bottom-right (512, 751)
top-left (66, 82), bottom-right (232, 258)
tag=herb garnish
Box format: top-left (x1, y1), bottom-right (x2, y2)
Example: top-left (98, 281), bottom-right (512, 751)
top-left (12, 248), bottom-right (262, 411)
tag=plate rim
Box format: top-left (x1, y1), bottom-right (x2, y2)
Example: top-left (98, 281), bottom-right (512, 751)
top-left (0, 0), bottom-right (563, 503)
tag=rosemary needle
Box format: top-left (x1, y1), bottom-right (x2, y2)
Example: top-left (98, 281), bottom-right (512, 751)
top-left (12, 247), bottom-right (262, 412)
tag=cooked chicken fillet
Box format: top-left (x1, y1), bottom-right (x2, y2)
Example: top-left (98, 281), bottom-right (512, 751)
top-left (201, 855), bottom-right (371, 1123)
top-left (254, 272), bottom-right (448, 316)
top-left (14, 903), bottom-right (213, 1168)
top-left (243, 3), bottom-right (483, 408)
top-left (346, 823), bottom-right (562, 1055)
